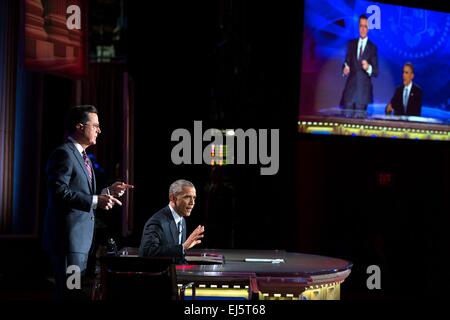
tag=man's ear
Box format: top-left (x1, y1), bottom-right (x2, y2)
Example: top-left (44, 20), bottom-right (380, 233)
top-left (75, 123), bottom-right (83, 131)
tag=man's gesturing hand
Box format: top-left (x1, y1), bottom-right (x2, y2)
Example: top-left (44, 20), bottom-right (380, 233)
top-left (98, 195), bottom-right (122, 210)
top-left (108, 181), bottom-right (134, 198)
top-left (343, 65), bottom-right (350, 76)
top-left (183, 225), bottom-right (205, 251)
top-left (362, 59), bottom-right (369, 71)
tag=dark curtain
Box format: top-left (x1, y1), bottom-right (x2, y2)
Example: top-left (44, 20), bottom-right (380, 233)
top-left (0, 0), bottom-right (18, 233)
top-left (80, 62), bottom-right (131, 244)
top-left (1, 0), bottom-right (43, 235)
top-left (81, 63), bottom-right (127, 186)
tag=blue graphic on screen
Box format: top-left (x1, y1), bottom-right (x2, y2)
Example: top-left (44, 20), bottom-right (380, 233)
top-left (300, 0), bottom-right (450, 123)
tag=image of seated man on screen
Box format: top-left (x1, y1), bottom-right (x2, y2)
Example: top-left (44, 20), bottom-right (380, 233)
top-left (340, 14), bottom-right (378, 119)
top-left (385, 62), bottom-right (422, 117)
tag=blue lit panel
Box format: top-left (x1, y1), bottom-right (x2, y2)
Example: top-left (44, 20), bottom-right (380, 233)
top-left (300, 0), bottom-right (450, 124)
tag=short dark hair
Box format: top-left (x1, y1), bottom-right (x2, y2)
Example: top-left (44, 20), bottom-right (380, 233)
top-left (359, 14), bottom-right (368, 22)
top-left (404, 62), bottom-right (414, 73)
top-left (66, 105), bottom-right (98, 134)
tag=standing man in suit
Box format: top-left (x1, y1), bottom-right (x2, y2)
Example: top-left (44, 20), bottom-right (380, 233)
top-left (139, 179), bottom-right (205, 261)
top-left (386, 62), bottom-right (422, 116)
top-left (341, 14), bottom-right (379, 118)
top-left (43, 105), bottom-right (133, 299)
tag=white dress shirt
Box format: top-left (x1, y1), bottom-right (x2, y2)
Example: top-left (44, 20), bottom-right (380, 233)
top-left (403, 81), bottom-right (413, 112)
top-left (169, 205), bottom-right (183, 245)
top-left (68, 136), bottom-right (99, 210)
top-left (357, 37), bottom-right (373, 76)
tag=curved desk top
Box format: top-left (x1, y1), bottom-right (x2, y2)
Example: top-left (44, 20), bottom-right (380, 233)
top-left (176, 249), bottom-right (352, 299)
top-left (177, 249), bottom-right (352, 278)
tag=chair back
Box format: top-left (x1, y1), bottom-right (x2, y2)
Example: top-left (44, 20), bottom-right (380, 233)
top-left (99, 256), bottom-right (177, 300)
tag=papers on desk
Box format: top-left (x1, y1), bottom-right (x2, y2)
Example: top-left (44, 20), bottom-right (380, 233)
top-left (185, 254), bottom-right (224, 264)
top-left (244, 258), bottom-right (285, 264)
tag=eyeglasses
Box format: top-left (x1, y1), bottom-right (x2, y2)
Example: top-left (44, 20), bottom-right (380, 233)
top-left (82, 123), bottom-right (101, 131)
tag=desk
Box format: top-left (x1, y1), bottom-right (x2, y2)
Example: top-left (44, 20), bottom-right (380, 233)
top-left (299, 115), bottom-right (450, 141)
top-left (116, 248), bottom-right (352, 300)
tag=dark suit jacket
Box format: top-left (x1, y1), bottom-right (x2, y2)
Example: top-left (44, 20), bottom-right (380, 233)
top-left (139, 206), bottom-right (187, 258)
top-left (341, 38), bottom-right (378, 106)
top-left (43, 140), bottom-right (96, 256)
top-left (389, 83), bottom-right (422, 116)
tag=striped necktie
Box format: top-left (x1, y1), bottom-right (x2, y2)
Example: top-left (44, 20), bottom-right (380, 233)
top-left (82, 150), bottom-right (92, 182)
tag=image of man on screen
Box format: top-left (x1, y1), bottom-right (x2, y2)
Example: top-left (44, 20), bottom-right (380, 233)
top-left (340, 14), bottom-right (378, 118)
top-left (386, 62), bottom-right (422, 117)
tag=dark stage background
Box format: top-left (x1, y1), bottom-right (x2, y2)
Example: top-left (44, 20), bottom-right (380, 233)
top-left (1, 0), bottom-right (450, 300)
top-left (127, 0), bottom-right (299, 252)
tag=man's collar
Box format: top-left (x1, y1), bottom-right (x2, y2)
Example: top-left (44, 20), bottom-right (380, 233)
top-left (168, 204), bottom-right (182, 223)
top-left (405, 81), bottom-right (413, 90)
top-left (68, 136), bottom-right (84, 155)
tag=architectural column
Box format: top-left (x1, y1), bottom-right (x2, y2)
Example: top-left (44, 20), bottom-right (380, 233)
top-left (68, 0), bottom-right (82, 59)
top-left (24, 0), bottom-right (52, 59)
top-left (44, 0), bottom-right (71, 57)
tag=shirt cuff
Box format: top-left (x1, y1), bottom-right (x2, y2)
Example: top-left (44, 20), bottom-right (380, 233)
top-left (92, 195), bottom-right (98, 210)
top-left (367, 64), bottom-right (373, 76)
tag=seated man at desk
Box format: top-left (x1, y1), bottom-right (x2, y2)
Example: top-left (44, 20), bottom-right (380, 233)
top-left (139, 179), bottom-right (205, 261)
top-left (386, 62), bottom-right (423, 117)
